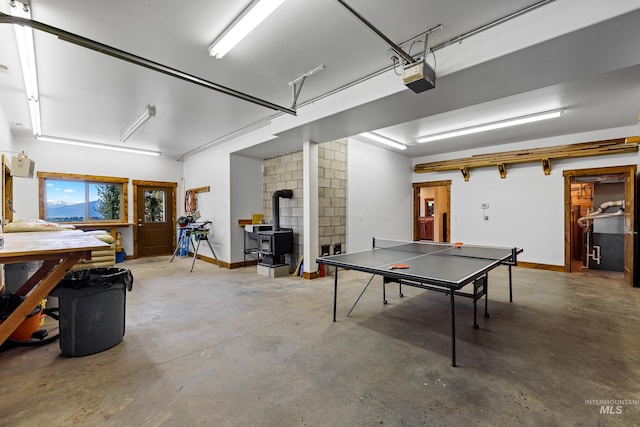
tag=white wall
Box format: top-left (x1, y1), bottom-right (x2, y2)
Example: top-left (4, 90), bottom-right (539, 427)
top-left (181, 146), bottom-right (230, 262)
top-left (12, 136), bottom-right (183, 255)
top-left (412, 126), bottom-right (640, 266)
top-left (230, 154), bottom-right (263, 263)
top-left (347, 138), bottom-right (413, 252)
top-left (0, 106), bottom-right (12, 153)
top-left (182, 126), bottom-right (275, 264)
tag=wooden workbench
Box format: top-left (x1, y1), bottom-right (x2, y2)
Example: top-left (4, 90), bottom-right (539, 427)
top-left (0, 231), bottom-right (109, 345)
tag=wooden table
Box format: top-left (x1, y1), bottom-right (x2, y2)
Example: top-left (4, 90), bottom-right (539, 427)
top-left (0, 231), bottom-right (109, 345)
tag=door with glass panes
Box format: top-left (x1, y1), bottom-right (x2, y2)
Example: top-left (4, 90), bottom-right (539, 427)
top-left (136, 185), bottom-right (175, 256)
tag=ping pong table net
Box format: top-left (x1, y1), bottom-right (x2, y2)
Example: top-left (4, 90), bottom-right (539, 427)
top-left (371, 238), bottom-right (516, 263)
top-left (372, 238), bottom-right (454, 251)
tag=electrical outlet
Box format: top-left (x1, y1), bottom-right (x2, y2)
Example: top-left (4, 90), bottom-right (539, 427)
top-left (481, 203), bottom-right (489, 209)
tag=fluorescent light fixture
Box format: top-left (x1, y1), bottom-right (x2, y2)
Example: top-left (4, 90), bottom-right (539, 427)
top-left (416, 108), bottom-right (565, 143)
top-left (120, 105), bottom-right (156, 142)
top-left (27, 98), bottom-right (41, 136)
top-left (208, 0), bottom-right (286, 59)
top-left (359, 132), bottom-right (407, 150)
top-left (10, 0), bottom-right (41, 136)
top-left (37, 135), bottom-right (161, 157)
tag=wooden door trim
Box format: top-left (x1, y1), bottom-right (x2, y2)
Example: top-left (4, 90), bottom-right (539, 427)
top-left (412, 180), bottom-right (451, 242)
top-left (132, 180), bottom-right (177, 258)
top-left (562, 165), bottom-right (636, 283)
top-left (2, 155), bottom-right (13, 228)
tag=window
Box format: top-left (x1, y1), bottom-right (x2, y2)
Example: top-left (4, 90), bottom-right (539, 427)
top-left (38, 172), bottom-right (128, 224)
top-left (144, 190), bottom-right (166, 222)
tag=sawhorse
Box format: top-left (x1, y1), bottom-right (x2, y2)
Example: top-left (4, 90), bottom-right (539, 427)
top-left (190, 230), bottom-right (221, 272)
top-left (170, 227), bottom-right (195, 262)
top-left (170, 227), bottom-right (221, 271)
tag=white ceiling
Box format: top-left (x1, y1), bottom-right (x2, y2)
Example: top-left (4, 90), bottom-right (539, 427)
top-left (0, 0), bottom-right (639, 160)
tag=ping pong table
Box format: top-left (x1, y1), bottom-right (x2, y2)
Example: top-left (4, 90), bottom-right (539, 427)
top-left (316, 238), bottom-right (522, 367)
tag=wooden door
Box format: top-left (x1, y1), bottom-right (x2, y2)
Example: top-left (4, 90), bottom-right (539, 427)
top-left (563, 165), bottom-right (635, 284)
top-left (413, 180), bottom-right (451, 242)
top-left (135, 184), bottom-right (176, 257)
top-left (623, 170), bottom-right (635, 285)
top-left (2, 156), bottom-right (14, 227)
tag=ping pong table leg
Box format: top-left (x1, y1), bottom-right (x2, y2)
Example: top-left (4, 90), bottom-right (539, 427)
top-left (508, 264), bottom-right (513, 303)
top-left (450, 291), bottom-right (456, 367)
top-left (473, 288), bottom-right (479, 329)
top-left (382, 279), bottom-right (387, 304)
top-left (333, 267), bottom-right (338, 322)
top-left (484, 274), bottom-right (490, 319)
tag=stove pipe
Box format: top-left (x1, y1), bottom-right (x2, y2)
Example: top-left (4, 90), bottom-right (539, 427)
top-left (272, 189), bottom-right (293, 231)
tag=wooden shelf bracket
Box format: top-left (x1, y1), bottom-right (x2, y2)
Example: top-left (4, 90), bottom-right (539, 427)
top-left (187, 185), bottom-right (210, 193)
top-left (460, 167), bottom-right (469, 182)
top-left (497, 163), bottom-right (507, 179)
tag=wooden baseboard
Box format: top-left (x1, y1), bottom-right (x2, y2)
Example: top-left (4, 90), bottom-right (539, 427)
top-left (228, 260), bottom-right (258, 269)
top-left (516, 261), bottom-right (565, 272)
top-left (182, 254), bottom-right (567, 274)
top-left (302, 271), bottom-right (320, 280)
top-left (191, 253), bottom-right (229, 269)
top-left (181, 256), bottom-right (569, 275)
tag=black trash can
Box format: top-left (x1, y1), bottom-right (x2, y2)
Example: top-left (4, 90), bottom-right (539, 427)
top-left (52, 267), bottom-right (133, 356)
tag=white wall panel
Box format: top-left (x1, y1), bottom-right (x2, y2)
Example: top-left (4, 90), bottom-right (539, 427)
top-left (347, 138), bottom-right (412, 253)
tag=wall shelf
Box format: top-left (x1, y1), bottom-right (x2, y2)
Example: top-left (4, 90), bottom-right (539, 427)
top-left (414, 138), bottom-right (638, 180)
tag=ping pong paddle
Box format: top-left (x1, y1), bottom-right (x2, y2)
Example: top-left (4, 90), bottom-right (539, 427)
top-left (389, 263), bottom-right (410, 270)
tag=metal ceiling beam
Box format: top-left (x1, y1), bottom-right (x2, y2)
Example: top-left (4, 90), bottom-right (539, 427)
top-left (334, 0), bottom-right (416, 65)
top-left (0, 13), bottom-right (297, 116)
top-left (179, 0), bottom-right (561, 159)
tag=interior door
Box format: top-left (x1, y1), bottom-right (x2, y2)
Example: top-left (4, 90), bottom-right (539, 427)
top-left (136, 186), bottom-right (175, 256)
top-left (2, 157), bottom-right (14, 227)
top-left (623, 170), bottom-right (635, 285)
top-left (413, 181), bottom-right (451, 242)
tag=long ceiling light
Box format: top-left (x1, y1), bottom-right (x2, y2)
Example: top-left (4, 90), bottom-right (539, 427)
top-left (416, 108), bottom-right (565, 143)
top-left (359, 132), bottom-right (407, 150)
top-left (120, 105), bottom-right (156, 142)
top-left (9, 0), bottom-right (41, 136)
top-left (37, 135), bottom-right (161, 157)
top-left (208, 0), bottom-right (286, 59)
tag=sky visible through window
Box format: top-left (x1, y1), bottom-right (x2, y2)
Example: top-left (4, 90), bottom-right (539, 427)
top-left (46, 180), bottom-right (99, 204)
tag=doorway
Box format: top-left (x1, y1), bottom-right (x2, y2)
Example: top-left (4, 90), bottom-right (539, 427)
top-left (133, 180), bottom-right (177, 257)
top-left (2, 155), bottom-right (14, 227)
top-left (563, 165), bottom-right (636, 286)
top-left (412, 180), bottom-right (451, 242)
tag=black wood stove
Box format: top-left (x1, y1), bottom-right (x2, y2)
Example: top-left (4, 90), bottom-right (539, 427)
top-left (258, 189), bottom-right (294, 267)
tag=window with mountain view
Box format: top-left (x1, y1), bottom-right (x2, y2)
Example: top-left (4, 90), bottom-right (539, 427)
top-left (37, 172), bottom-right (128, 224)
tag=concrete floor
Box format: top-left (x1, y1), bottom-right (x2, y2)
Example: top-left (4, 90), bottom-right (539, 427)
top-left (0, 256), bottom-right (638, 426)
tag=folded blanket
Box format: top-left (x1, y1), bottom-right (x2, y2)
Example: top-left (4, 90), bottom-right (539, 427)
top-left (90, 249), bottom-right (116, 258)
top-left (83, 230), bottom-right (115, 243)
top-left (3, 219), bottom-right (65, 232)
